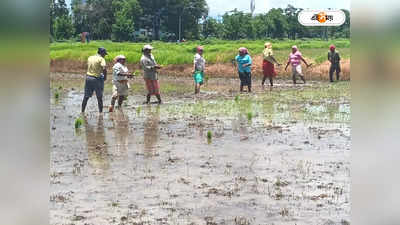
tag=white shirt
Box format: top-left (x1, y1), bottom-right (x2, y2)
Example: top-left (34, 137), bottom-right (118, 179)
top-left (112, 62), bottom-right (129, 82)
top-left (194, 53), bottom-right (206, 72)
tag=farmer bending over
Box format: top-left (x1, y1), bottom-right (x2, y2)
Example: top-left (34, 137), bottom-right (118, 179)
top-left (81, 47), bottom-right (107, 113)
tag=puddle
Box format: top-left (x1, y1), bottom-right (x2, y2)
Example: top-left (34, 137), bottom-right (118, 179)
top-left (50, 75), bottom-right (350, 225)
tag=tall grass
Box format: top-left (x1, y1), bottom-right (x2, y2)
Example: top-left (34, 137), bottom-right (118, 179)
top-left (50, 39), bottom-right (350, 65)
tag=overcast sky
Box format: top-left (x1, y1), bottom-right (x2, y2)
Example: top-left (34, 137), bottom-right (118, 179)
top-left (65, 0), bottom-right (350, 17)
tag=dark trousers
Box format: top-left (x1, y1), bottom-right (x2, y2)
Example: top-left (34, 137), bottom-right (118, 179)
top-left (329, 64), bottom-right (341, 82)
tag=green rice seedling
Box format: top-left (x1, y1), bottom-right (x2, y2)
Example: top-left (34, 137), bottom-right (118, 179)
top-left (50, 39), bottom-right (350, 65)
top-left (75, 117), bottom-right (83, 129)
top-left (136, 106), bottom-right (142, 115)
top-left (207, 131), bottom-right (212, 143)
top-left (247, 112), bottom-right (253, 121)
top-left (235, 95), bottom-right (240, 102)
top-left (133, 70), bottom-right (141, 76)
top-left (54, 90), bottom-right (60, 100)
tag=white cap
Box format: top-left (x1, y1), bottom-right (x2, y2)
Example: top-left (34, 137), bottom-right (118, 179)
top-left (143, 44), bottom-right (153, 50)
top-left (114, 55), bottom-right (126, 62)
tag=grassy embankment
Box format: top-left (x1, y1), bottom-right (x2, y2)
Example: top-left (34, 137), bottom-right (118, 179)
top-left (50, 39), bottom-right (350, 79)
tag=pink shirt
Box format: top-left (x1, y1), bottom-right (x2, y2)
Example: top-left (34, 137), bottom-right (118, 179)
top-left (289, 51), bottom-right (302, 67)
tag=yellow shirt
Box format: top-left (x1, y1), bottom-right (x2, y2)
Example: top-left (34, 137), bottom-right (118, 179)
top-left (263, 48), bottom-right (274, 63)
top-left (87, 54), bottom-right (106, 77)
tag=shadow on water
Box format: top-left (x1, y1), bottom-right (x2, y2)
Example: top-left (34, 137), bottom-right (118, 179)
top-left (109, 110), bottom-right (130, 157)
top-left (84, 115), bottom-right (110, 172)
top-left (143, 105), bottom-right (160, 158)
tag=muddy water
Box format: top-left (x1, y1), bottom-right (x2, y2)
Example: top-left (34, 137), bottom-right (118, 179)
top-left (50, 76), bottom-right (350, 225)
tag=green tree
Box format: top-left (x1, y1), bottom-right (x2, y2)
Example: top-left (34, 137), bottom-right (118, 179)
top-left (50, 0), bottom-right (70, 37)
top-left (71, 0), bottom-right (89, 35)
top-left (265, 8), bottom-right (288, 39)
top-left (222, 9), bottom-right (253, 40)
top-left (203, 17), bottom-right (223, 38)
top-left (162, 0), bottom-right (208, 40)
top-left (111, 0), bottom-right (140, 41)
top-left (284, 4), bottom-right (301, 39)
top-left (252, 14), bottom-right (269, 39)
top-left (53, 15), bottom-right (75, 40)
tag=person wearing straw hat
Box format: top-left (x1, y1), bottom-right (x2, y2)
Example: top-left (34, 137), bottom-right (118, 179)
top-left (193, 46), bottom-right (206, 94)
top-left (262, 42), bottom-right (282, 88)
top-left (81, 47), bottom-right (108, 113)
top-left (140, 44), bottom-right (162, 104)
top-left (285, 45), bottom-right (311, 84)
top-left (235, 47), bottom-right (252, 93)
top-left (328, 44), bottom-right (341, 82)
top-left (109, 55), bottom-right (133, 112)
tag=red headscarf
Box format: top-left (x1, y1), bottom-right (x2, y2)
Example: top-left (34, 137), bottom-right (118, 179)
top-left (330, 44), bottom-right (336, 51)
top-left (196, 46), bottom-right (204, 53)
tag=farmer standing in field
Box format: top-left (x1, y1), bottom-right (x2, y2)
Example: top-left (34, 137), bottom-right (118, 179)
top-left (328, 44), bottom-right (341, 82)
top-left (109, 55), bottom-right (133, 112)
top-left (81, 47), bottom-right (108, 113)
top-left (262, 42), bottom-right (282, 88)
top-left (285, 45), bottom-right (311, 84)
top-left (235, 47), bottom-right (252, 93)
top-left (140, 44), bottom-right (162, 104)
top-left (193, 46), bottom-right (206, 94)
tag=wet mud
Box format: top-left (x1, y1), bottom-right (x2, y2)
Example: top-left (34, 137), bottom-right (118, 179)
top-left (50, 74), bottom-right (350, 225)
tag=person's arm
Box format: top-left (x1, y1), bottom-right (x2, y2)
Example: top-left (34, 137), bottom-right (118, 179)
top-left (192, 56), bottom-right (197, 73)
top-left (152, 55), bottom-right (162, 69)
top-left (285, 57), bottom-right (290, 71)
top-left (141, 58), bottom-right (155, 70)
top-left (270, 56), bottom-right (281, 65)
top-left (300, 56), bottom-right (311, 68)
top-left (101, 58), bottom-right (107, 80)
top-left (102, 68), bottom-right (107, 81)
top-left (233, 56), bottom-right (238, 68)
top-left (243, 56), bottom-right (252, 67)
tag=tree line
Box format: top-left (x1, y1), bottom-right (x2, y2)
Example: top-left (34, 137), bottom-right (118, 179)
top-left (50, 0), bottom-right (350, 42)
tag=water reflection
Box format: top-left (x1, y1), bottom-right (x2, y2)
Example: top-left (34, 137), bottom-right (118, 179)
top-left (143, 106), bottom-right (160, 157)
top-left (232, 114), bottom-right (249, 141)
top-left (110, 110), bottom-right (130, 157)
top-left (84, 115), bottom-right (110, 171)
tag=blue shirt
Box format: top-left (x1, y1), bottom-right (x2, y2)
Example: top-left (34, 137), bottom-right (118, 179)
top-left (235, 54), bottom-right (252, 73)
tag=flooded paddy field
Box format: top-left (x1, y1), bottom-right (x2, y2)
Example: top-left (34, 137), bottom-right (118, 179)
top-left (50, 73), bottom-right (350, 225)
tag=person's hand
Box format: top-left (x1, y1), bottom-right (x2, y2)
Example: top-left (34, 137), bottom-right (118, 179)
top-left (285, 67), bottom-right (288, 72)
top-left (278, 63), bottom-right (282, 66)
top-left (307, 63), bottom-right (313, 68)
top-left (242, 64), bottom-right (248, 68)
top-left (155, 65), bottom-right (162, 69)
